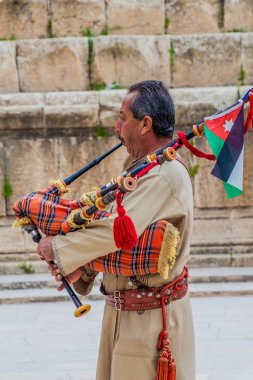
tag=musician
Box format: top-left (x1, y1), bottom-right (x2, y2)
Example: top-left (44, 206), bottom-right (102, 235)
top-left (37, 80), bottom-right (195, 380)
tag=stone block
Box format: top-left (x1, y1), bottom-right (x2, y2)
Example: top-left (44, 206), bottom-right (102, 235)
top-left (0, 142), bottom-right (6, 216)
top-left (51, 0), bottom-right (105, 37)
top-left (241, 34), bottom-right (253, 87)
top-left (166, 0), bottom-right (221, 34)
top-left (0, 42), bottom-right (19, 93)
top-left (224, 0), bottom-right (253, 32)
top-left (0, 0), bottom-right (48, 39)
top-left (171, 87), bottom-right (239, 127)
top-left (44, 92), bottom-right (99, 129)
top-left (194, 130), bottom-right (253, 208)
top-left (0, 93), bottom-right (44, 130)
top-left (5, 138), bottom-right (59, 215)
top-left (107, 0), bottom-right (164, 35)
top-left (17, 38), bottom-right (89, 92)
top-left (98, 90), bottom-right (126, 127)
top-left (58, 136), bottom-right (128, 200)
top-left (91, 36), bottom-right (170, 88)
top-left (0, 225), bottom-right (37, 254)
top-left (171, 34), bottom-right (241, 87)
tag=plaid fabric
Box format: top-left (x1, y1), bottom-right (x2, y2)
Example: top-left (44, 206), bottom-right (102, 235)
top-left (84, 220), bottom-right (168, 277)
top-left (13, 189), bottom-right (174, 278)
top-left (13, 185), bottom-right (84, 235)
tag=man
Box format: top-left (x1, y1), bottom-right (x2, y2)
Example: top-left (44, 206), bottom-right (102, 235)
top-left (38, 80), bottom-right (195, 380)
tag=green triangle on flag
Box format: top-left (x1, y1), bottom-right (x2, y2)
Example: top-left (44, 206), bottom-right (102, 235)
top-left (223, 182), bottom-right (243, 199)
top-left (203, 124), bottom-right (224, 158)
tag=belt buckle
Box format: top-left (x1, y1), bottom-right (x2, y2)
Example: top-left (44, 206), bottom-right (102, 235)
top-left (114, 290), bottom-right (122, 310)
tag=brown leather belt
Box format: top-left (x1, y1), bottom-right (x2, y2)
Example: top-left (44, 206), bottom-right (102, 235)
top-left (104, 267), bottom-right (188, 311)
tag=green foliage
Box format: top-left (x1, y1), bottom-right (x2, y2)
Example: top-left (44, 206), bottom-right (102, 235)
top-left (90, 82), bottom-right (107, 91)
top-left (228, 28), bottom-right (245, 33)
top-left (0, 34), bottom-right (16, 41)
top-left (107, 82), bottom-right (125, 90)
top-left (238, 66), bottom-right (246, 86)
top-left (82, 28), bottom-right (94, 38)
top-left (188, 164), bottom-right (199, 178)
top-left (19, 262), bottom-right (36, 274)
top-left (101, 24), bottom-right (109, 35)
top-left (47, 20), bottom-right (54, 38)
top-left (88, 38), bottom-right (94, 66)
top-left (218, 0), bottom-right (225, 29)
top-left (2, 175), bottom-right (12, 199)
top-left (96, 126), bottom-right (108, 138)
top-left (90, 82), bottom-right (125, 91)
top-left (169, 43), bottom-right (175, 66)
top-left (164, 16), bottom-right (170, 32)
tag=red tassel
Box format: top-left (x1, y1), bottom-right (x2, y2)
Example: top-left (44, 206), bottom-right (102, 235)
top-left (168, 360), bottom-right (176, 380)
top-left (113, 191), bottom-right (138, 249)
top-left (156, 356), bottom-right (169, 380)
top-left (156, 356), bottom-right (176, 380)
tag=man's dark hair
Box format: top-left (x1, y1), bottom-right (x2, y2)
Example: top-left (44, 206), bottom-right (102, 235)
top-left (128, 80), bottom-right (175, 138)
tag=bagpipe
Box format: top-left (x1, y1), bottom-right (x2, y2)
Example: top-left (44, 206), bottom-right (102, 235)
top-left (13, 87), bottom-right (253, 317)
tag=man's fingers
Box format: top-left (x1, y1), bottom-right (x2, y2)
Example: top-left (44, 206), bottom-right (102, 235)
top-left (57, 283), bottom-right (64, 291)
top-left (48, 263), bottom-right (57, 271)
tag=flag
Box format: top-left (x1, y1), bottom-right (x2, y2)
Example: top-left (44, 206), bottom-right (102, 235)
top-left (203, 99), bottom-right (244, 198)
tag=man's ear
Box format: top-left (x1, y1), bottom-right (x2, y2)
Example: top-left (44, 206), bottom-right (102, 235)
top-left (141, 116), bottom-right (153, 135)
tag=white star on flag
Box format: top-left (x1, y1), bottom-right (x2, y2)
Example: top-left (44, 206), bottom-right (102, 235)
top-left (223, 118), bottom-right (234, 133)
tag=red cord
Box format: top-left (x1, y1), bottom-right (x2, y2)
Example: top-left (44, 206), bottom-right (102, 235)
top-left (177, 131), bottom-right (216, 161)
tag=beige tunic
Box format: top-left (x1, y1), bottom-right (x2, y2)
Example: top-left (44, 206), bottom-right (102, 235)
top-left (53, 159), bottom-right (195, 380)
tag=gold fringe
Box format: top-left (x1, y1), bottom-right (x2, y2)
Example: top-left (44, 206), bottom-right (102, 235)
top-left (66, 209), bottom-right (90, 230)
top-left (158, 222), bottom-right (180, 279)
top-left (80, 187), bottom-right (99, 207)
top-left (12, 217), bottom-right (33, 228)
top-left (48, 179), bottom-right (70, 195)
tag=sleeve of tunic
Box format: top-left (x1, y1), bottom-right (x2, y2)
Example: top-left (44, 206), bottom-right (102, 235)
top-left (53, 161), bottom-right (190, 276)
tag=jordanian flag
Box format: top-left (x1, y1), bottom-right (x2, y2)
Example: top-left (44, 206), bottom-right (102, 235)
top-left (203, 99), bottom-right (244, 198)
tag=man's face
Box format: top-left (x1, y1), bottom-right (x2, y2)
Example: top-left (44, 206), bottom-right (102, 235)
top-left (115, 91), bottom-right (143, 159)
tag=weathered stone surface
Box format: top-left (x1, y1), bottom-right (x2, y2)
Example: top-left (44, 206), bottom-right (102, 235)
top-left (0, 0), bottom-right (48, 39)
top-left (171, 34), bottom-right (241, 87)
top-left (92, 36), bottom-right (170, 88)
top-left (241, 34), bottom-right (253, 87)
top-left (58, 136), bottom-right (128, 200)
top-left (171, 87), bottom-right (239, 127)
top-left (194, 130), bottom-right (253, 208)
top-left (98, 90), bottom-right (126, 127)
top-left (51, 0), bottom-right (105, 37)
top-left (17, 38), bottom-right (89, 92)
top-left (0, 142), bottom-right (5, 216)
top-left (44, 92), bottom-right (99, 129)
top-left (0, 223), bottom-right (37, 253)
top-left (224, 0), bottom-right (253, 32)
top-left (5, 138), bottom-right (59, 215)
top-left (0, 93), bottom-right (44, 130)
top-left (107, 0), bottom-right (164, 35)
top-left (0, 42), bottom-right (19, 93)
top-left (166, 0), bottom-right (221, 34)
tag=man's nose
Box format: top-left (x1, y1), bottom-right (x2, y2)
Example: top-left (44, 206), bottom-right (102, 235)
top-left (115, 119), bottom-right (121, 134)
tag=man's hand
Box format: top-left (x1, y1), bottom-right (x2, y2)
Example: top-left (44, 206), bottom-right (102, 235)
top-left (48, 262), bottom-right (83, 291)
top-left (37, 236), bottom-right (55, 262)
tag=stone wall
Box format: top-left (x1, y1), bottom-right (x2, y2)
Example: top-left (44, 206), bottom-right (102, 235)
top-left (1, 33), bottom-right (253, 93)
top-left (1, 86), bottom-right (253, 219)
top-left (0, 0), bottom-right (253, 40)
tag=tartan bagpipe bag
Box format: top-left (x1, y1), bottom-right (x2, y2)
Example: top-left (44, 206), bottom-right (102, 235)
top-left (84, 217), bottom-right (180, 279)
top-left (13, 181), bottom-right (180, 279)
